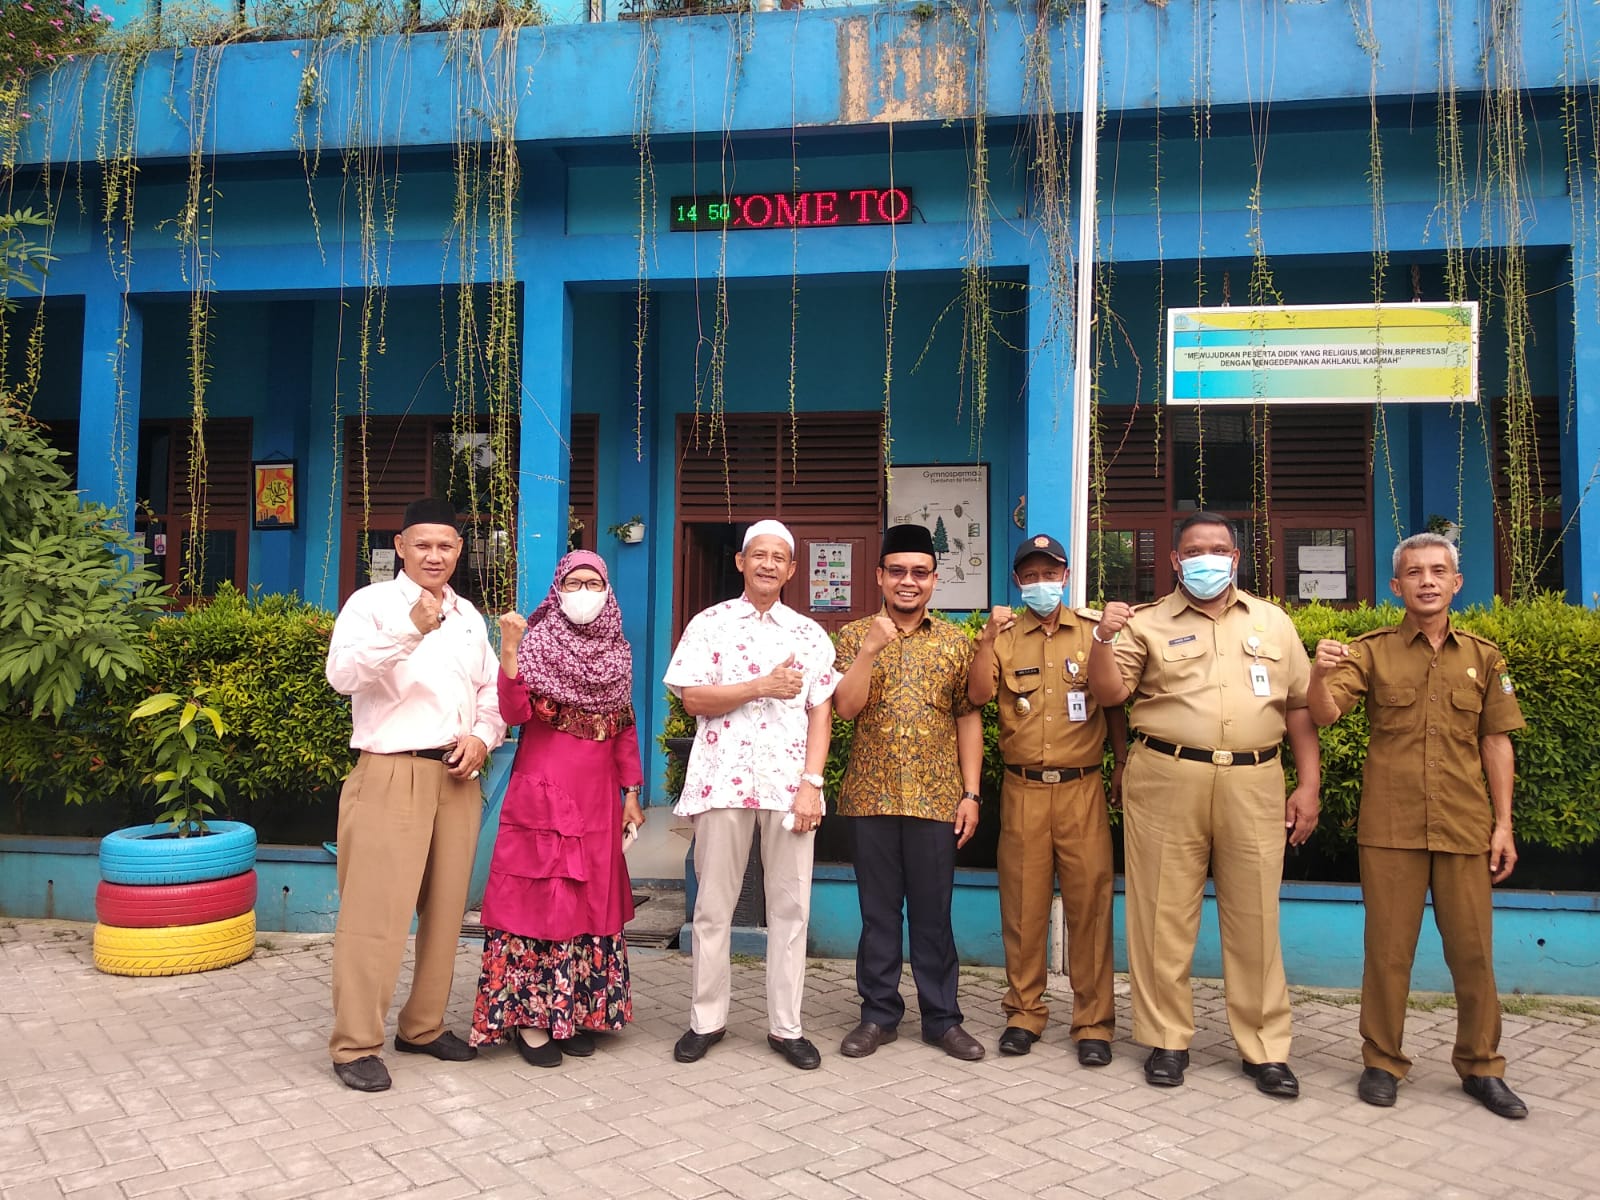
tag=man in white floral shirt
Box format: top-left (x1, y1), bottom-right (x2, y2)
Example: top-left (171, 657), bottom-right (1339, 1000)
top-left (664, 519), bottom-right (838, 1070)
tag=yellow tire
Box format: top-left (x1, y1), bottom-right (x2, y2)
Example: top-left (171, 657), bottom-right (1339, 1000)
top-left (93, 911), bottom-right (257, 977)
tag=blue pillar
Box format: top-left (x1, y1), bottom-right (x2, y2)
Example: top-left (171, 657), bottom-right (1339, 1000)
top-left (516, 275), bottom-right (573, 608)
top-left (251, 302), bottom-right (312, 597)
top-left (1025, 252), bottom-right (1073, 561)
top-left (303, 298), bottom-right (342, 611)
top-left (77, 293), bottom-right (139, 529)
top-left (1563, 247), bottom-right (1600, 605)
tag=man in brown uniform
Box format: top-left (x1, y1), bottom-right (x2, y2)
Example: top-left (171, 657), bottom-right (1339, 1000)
top-left (1088, 512), bottom-right (1321, 1098)
top-left (1306, 531), bottom-right (1528, 1119)
top-left (969, 533), bottom-right (1125, 1065)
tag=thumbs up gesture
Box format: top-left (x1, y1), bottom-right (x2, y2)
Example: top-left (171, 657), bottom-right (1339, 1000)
top-left (758, 653), bottom-right (805, 701)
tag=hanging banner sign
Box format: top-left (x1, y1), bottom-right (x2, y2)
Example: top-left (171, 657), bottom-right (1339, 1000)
top-left (669, 187), bottom-right (913, 233)
top-left (1166, 302), bottom-right (1478, 406)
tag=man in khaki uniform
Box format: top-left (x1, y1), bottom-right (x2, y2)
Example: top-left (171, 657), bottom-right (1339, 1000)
top-left (1307, 532), bottom-right (1528, 1119)
top-left (1087, 512), bottom-right (1321, 1098)
top-left (969, 533), bottom-right (1125, 1065)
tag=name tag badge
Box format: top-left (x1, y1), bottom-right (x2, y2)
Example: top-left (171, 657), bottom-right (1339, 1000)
top-left (1249, 663), bottom-right (1271, 697)
top-left (1067, 691), bottom-right (1089, 722)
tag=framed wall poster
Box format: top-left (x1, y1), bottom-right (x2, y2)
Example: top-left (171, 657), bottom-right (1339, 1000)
top-left (887, 463), bottom-right (989, 610)
top-left (252, 460), bottom-right (298, 530)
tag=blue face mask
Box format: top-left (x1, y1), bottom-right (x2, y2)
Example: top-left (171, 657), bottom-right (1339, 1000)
top-left (1179, 553), bottom-right (1235, 600)
top-left (1018, 580), bottom-right (1064, 616)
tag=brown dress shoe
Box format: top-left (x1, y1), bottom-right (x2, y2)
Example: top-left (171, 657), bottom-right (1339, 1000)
top-left (927, 1024), bottom-right (985, 1061)
top-left (840, 1021), bottom-right (897, 1058)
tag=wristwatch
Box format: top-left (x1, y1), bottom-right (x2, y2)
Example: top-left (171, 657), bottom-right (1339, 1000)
top-left (960, 790), bottom-right (981, 803)
top-left (800, 772), bottom-right (825, 789)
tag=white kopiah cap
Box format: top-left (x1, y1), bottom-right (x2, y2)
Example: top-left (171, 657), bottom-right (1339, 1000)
top-left (742, 519), bottom-right (795, 553)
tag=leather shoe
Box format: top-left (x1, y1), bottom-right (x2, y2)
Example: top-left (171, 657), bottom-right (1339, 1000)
top-left (1358, 1066), bottom-right (1398, 1107)
top-left (1076, 1038), bottom-right (1113, 1067)
top-left (767, 1034), bottom-right (822, 1070)
top-left (1462, 1074), bottom-right (1528, 1119)
top-left (1143, 1047), bottom-right (1189, 1087)
top-left (553, 1030), bottom-right (595, 1057)
top-left (672, 1028), bottom-right (724, 1063)
top-left (333, 1055), bottom-right (391, 1092)
top-left (394, 1030), bottom-right (477, 1062)
top-left (514, 1029), bottom-right (562, 1068)
top-left (840, 1021), bottom-right (897, 1058)
top-left (998, 1027), bottom-right (1039, 1056)
top-left (1242, 1060), bottom-right (1300, 1098)
top-left (927, 1024), bottom-right (985, 1061)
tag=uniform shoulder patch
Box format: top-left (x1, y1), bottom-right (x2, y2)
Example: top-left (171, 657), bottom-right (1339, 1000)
top-left (1350, 626), bottom-right (1398, 642)
top-left (1453, 628), bottom-right (1503, 652)
top-left (1075, 605), bottom-right (1104, 622)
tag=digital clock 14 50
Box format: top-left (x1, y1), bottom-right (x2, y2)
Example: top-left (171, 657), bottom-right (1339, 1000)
top-left (669, 187), bottom-right (913, 232)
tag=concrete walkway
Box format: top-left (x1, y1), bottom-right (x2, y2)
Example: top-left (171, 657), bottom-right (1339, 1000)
top-left (2, 918), bottom-right (1597, 1200)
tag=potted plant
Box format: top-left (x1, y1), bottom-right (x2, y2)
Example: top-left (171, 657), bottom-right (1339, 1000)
top-left (607, 514), bottom-right (647, 544)
top-left (93, 686), bottom-right (259, 977)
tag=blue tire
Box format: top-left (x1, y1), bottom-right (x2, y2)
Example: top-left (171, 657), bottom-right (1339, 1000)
top-left (98, 821), bottom-right (258, 886)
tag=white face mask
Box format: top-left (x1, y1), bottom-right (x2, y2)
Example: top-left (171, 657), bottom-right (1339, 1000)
top-left (559, 589), bottom-right (608, 626)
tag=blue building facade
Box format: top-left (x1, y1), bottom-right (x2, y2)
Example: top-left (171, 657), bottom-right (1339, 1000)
top-left (8, 0), bottom-right (1598, 802)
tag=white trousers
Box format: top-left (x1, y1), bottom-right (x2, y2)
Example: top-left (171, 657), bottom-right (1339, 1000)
top-left (689, 808), bottom-right (815, 1039)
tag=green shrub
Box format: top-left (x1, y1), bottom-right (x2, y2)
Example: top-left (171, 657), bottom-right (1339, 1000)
top-left (656, 597), bottom-right (1600, 854)
top-left (0, 584), bottom-right (355, 818)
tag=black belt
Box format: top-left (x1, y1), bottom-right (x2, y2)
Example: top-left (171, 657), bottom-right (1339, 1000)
top-left (404, 746), bottom-right (454, 762)
top-left (1005, 763), bottom-right (1097, 784)
top-left (1134, 732), bottom-right (1278, 766)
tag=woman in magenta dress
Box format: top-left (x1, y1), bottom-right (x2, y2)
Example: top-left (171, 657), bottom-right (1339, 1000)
top-left (471, 550), bottom-right (646, 1068)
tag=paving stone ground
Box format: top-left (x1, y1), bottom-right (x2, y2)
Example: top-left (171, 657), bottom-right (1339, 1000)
top-left (3, 917), bottom-right (1598, 1200)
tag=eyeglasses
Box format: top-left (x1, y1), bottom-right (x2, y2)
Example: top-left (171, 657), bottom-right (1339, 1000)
top-left (883, 566), bottom-right (934, 582)
top-left (559, 578), bottom-right (607, 593)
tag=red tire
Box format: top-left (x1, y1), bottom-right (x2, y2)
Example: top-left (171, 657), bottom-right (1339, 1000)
top-left (95, 871), bottom-right (258, 929)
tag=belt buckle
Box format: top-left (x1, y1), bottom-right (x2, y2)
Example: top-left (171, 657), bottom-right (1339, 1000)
top-left (1211, 749), bottom-right (1234, 766)
top-left (1040, 769), bottom-right (1062, 784)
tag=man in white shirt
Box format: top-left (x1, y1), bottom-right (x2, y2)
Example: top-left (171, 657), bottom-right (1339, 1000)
top-left (324, 497), bottom-right (506, 1093)
top-left (664, 520), bottom-right (838, 1070)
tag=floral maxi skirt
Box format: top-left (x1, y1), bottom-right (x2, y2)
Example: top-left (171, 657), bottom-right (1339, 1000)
top-left (470, 930), bottom-right (633, 1045)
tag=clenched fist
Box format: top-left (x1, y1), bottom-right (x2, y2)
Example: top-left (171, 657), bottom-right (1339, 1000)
top-left (499, 611), bottom-right (528, 675)
top-left (1095, 600), bottom-right (1134, 642)
top-left (411, 592), bottom-right (444, 635)
top-left (1312, 638), bottom-right (1349, 673)
top-left (860, 615), bottom-right (899, 657)
top-left (980, 605), bottom-right (1016, 643)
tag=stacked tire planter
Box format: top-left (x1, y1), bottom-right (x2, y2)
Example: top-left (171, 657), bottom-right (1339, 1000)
top-left (93, 821), bottom-right (259, 977)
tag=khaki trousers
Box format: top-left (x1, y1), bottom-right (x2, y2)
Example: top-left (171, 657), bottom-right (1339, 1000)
top-left (690, 808), bottom-right (815, 1040)
top-left (1358, 845), bottom-right (1505, 1080)
top-left (997, 771), bottom-right (1115, 1041)
top-left (1122, 745), bottom-right (1292, 1064)
top-left (329, 753), bottom-right (481, 1064)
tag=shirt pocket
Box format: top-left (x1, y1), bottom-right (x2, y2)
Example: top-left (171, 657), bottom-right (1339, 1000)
top-left (1449, 687), bottom-right (1484, 736)
top-left (1371, 685), bottom-right (1420, 735)
top-left (1157, 637), bottom-right (1211, 693)
top-left (1004, 669), bottom-right (1044, 699)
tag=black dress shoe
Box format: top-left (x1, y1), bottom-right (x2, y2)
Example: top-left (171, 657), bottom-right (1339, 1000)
top-left (840, 1021), bottom-right (897, 1058)
top-left (1143, 1047), bottom-right (1189, 1087)
top-left (1076, 1038), bottom-right (1112, 1067)
top-left (767, 1034), bottom-right (822, 1070)
top-left (1358, 1066), bottom-right (1398, 1107)
top-left (394, 1030), bottom-right (477, 1062)
top-left (553, 1030), bottom-right (595, 1057)
top-left (672, 1028), bottom-right (724, 1063)
top-left (1242, 1061), bottom-right (1300, 1098)
top-left (333, 1055), bottom-right (391, 1092)
top-left (928, 1024), bottom-right (986, 1061)
top-left (514, 1029), bottom-right (561, 1068)
top-left (1462, 1075), bottom-right (1528, 1119)
top-left (998, 1027), bottom-right (1039, 1056)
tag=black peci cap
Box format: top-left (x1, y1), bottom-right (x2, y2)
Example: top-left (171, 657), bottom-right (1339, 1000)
top-left (881, 523), bottom-right (937, 560)
top-left (401, 497), bottom-right (460, 532)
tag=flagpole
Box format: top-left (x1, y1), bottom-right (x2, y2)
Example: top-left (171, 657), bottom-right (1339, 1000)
top-left (1067, 0), bottom-right (1102, 608)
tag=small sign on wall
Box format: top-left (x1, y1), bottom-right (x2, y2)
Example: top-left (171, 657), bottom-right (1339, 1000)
top-left (809, 542), bottom-right (853, 612)
top-left (888, 464), bottom-right (989, 611)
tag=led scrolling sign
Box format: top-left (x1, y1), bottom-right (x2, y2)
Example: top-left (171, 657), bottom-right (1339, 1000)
top-left (669, 187), bottom-right (914, 232)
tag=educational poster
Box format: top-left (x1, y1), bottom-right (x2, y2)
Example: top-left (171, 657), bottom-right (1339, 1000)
top-left (887, 464), bottom-right (989, 610)
top-left (809, 542), bottom-right (853, 612)
top-left (368, 548), bottom-right (397, 584)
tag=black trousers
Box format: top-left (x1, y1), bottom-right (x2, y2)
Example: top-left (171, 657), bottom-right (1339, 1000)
top-left (850, 814), bottom-right (962, 1039)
